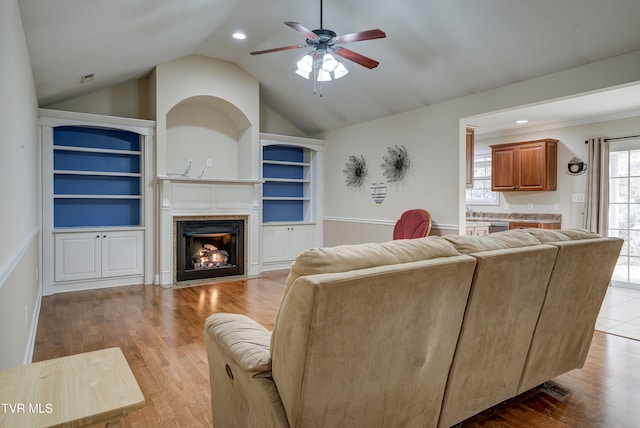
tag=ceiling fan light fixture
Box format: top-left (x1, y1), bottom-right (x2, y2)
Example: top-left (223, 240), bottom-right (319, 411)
top-left (295, 68), bottom-right (310, 79)
top-left (296, 54), bottom-right (313, 74)
top-left (333, 62), bottom-right (349, 79)
top-left (317, 69), bottom-right (332, 82)
top-left (249, 0), bottom-right (385, 95)
top-left (321, 53), bottom-right (338, 71)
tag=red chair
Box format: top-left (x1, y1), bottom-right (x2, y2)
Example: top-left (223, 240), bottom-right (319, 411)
top-left (393, 209), bottom-right (432, 240)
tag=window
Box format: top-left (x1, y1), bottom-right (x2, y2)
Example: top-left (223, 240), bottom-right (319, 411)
top-left (466, 153), bottom-right (499, 205)
top-left (608, 139), bottom-right (640, 290)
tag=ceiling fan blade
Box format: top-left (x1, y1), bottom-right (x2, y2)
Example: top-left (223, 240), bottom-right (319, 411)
top-left (250, 44), bottom-right (306, 55)
top-left (334, 29), bottom-right (386, 44)
top-left (284, 22), bottom-right (319, 40)
top-left (333, 47), bottom-right (380, 69)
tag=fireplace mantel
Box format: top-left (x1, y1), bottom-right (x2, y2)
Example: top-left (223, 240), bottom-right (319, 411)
top-left (156, 177), bottom-right (261, 286)
top-left (157, 176), bottom-right (263, 185)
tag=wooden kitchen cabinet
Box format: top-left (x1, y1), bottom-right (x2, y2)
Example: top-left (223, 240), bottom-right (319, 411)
top-left (509, 222), bottom-right (561, 230)
top-left (491, 139), bottom-right (558, 191)
top-left (466, 127), bottom-right (475, 188)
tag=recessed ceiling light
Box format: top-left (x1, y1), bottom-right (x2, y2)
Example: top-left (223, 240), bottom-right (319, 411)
top-left (515, 119), bottom-right (529, 124)
top-left (232, 32), bottom-right (246, 40)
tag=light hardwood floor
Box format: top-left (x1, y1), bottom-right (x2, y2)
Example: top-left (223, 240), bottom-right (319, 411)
top-left (33, 272), bottom-right (640, 427)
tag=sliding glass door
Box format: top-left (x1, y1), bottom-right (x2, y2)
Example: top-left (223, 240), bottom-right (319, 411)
top-left (608, 138), bottom-right (640, 290)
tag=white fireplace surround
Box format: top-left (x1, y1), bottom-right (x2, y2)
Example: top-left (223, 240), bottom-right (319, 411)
top-left (156, 176), bottom-right (262, 287)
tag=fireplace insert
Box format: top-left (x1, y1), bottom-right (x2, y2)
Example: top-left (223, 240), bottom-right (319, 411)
top-left (176, 219), bottom-right (244, 282)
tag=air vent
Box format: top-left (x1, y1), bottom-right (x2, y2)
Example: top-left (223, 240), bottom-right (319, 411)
top-left (80, 73), bottom-right (95, 83)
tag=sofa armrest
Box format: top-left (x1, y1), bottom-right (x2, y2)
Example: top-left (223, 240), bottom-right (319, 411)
top-left (204, 313), bottom-right (272, 375)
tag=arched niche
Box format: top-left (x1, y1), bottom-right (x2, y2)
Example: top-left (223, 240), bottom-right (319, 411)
top-left (165, 95), bottom-right (252, 179)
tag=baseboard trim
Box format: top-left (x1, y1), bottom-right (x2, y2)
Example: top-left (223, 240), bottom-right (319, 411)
top-left (25, 286), bottom-right (42, 364)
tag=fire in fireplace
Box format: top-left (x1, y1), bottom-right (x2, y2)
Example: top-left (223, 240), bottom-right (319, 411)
top-left (176, 219), bottom-right (245, 282)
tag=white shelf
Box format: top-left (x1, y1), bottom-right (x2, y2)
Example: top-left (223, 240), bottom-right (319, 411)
top-left (53, 145), bottom-right (141, 156)
top-left (263, 178), bottom-right (310, 183)
top-left (263, 160), bottom-right (311, 167)
top-left (53, 194), bottom-right (142, 200)
top-left (263, 197), bottom-right (311, 201)
top-left (54, 170), bottom-right (142, 177)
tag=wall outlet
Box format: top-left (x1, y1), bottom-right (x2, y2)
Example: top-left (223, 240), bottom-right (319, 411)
top-left (554, 202), bottom-right (560, 210)
top-left (527, 202), bottom-right (534, 211)
top-left (206, 158), bottom-right (212, 167)
top-left (504, 201), bottom-right (510, 210)
top-left (572, 193), bottom-right (585, 203)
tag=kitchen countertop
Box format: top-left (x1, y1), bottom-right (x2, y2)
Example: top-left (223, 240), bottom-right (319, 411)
top-left (466, 212), bottom-right (562, 224)
top-left (466, 221), bottom-right (491, 227)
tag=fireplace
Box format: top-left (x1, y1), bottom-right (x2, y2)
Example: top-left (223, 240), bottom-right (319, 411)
top-left (176, 218), bottom-right (245, 282)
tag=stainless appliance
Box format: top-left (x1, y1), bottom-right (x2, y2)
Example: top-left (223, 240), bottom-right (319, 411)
top-left (489, 221), bottom-right (510, 233)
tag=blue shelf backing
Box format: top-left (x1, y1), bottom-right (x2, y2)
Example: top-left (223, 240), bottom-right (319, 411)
top-left (52, 126), bottom-right (142, 228)
top-left (54, 150), bottom-right (140, 173)
top-left (263, 200), bottom-right (304, 223)
top-left (54, 126), bottom-right (140, 151)
top-left (263, 181), bottom-right (304, 198)
top-left (54, 199), bottom-right (141, 227)
top-left (54, 174), bottom-right (140, 195)
top-left (263, 163), bottom-right (304, 179)
top-left (263, 145), bottom-right (303, 162)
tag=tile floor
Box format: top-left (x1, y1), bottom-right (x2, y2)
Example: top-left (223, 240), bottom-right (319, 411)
top-left (596, 285), bottom-right (640, 341)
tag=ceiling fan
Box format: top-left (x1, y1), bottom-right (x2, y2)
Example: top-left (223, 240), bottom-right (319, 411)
top-left (250, 0), bottom-right (386, 94)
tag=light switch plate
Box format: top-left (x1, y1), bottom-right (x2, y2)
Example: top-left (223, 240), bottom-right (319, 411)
top-left (572, 193), bottom-right (585, 203)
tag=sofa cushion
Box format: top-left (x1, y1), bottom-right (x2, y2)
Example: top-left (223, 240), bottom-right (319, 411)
top-left (443, 229), bottom-right (541, 254)
top-left (524, 228), bottom-right (600, 242)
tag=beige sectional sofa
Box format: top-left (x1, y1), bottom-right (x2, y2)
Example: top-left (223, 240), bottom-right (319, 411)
top-left (204, 229), bottom-right (622, 427)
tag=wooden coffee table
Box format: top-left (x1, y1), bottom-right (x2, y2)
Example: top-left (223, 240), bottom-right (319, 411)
top-left (0, 347), bottom-right (144, 427)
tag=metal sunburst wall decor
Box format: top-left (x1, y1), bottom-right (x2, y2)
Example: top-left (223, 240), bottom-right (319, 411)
top-left (343, 154), bottom-right (368, 188)
top-left (381, 145), bottom-right (410, 183)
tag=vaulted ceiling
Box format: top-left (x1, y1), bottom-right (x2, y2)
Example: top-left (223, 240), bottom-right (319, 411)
top-left (18, 0), bottom-right (640, 135)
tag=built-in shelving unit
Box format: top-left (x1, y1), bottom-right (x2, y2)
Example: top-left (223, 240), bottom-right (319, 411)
top-left (40, 109), bottom-right (155, 295)
top-left (53, 126), bottom-right (142, 228)
top-left (262, 145), bottom-right (311, 223)
top-left (260, 133), bottom-right (324, 271)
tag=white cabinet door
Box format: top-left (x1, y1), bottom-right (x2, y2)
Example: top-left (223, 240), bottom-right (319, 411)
top-left (262, 226), bottom-right (291, 264)
top-left (55, 230), bottom-right (143, 282)
top-left (290, 225), bottom-right (316, 259)
top-left (262, 224), bottom-right (316, 268)
top-left (55, 232), bottom-right (101, 282)
top-left (101, 231), bottom-right (144, 278)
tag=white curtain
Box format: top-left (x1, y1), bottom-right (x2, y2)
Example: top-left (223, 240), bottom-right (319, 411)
top-left (583, 137), bottom-right (609, 234)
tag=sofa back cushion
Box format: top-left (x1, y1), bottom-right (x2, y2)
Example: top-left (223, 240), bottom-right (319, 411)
top-left (271, 255), bottom-right (476, 427)
top-left (438, 244), bottom-right (558, 428)
top-left (517, 236), bottom-right (623, 393)
top-left (288, 235), bottom-right (459, 281)
top-left (443, 229), bottom-right (541, 254)
top-left (524, 228), bottom-right (600, 242)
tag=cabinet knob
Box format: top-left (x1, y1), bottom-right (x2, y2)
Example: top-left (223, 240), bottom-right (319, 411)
top-left (96, 235), bottom-right (100, 238)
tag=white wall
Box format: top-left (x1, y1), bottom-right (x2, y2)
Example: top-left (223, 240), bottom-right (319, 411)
top-left (154, 55), bottom-right (260, 179)
top-left (166, 100), bottom-right (241, 179)
top-left (0, 0), bottom-right (42, 368)
top-left (44, 78), bottom-right (152, 120)
top-left (260, 104), bottom-right (309, 137)
top-left (322, 51), bottom-right (640, 246)
top-left (471, 116), bottom-right (640, 228)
